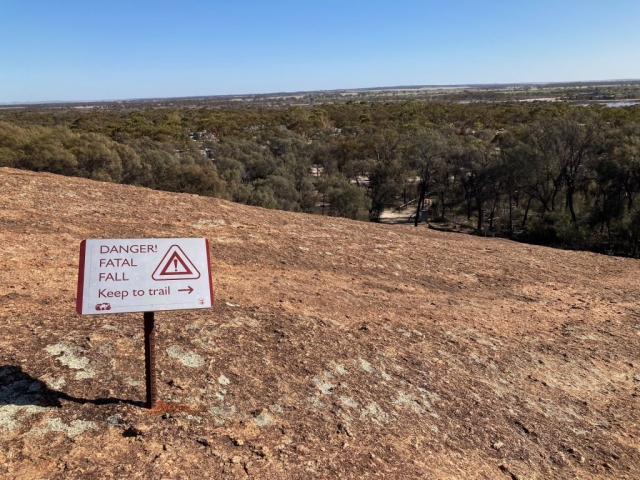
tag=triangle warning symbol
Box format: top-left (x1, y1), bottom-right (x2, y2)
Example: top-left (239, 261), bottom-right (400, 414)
top-left (152, 245), bottom-right (201, 281)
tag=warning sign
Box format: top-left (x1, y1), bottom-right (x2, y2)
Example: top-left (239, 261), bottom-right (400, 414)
top-left (152, 245), bottom-right (201, 280)
top-left (76, 237), bottom-right (214, 315)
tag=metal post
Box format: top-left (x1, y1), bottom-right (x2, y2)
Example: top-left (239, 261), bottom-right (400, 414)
top-left (144, 311), bottom-right (157, 409)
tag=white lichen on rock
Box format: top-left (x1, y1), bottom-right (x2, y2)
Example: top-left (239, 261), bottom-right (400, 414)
top-left (361, 402), bottom-right (389, 425)
top-left (44, 342), bottom-right (95, 379)
top-left (191, 218), bottom-right (226, 228)
top-left (359, 358), bottom-right (374, 373)
top-left (339, 396), bottom-right (359, 408)
top-left (30, 418), bottom-right (96, 438)
top-left (392, 391), bottom-right (427, 414)
top-left (312, 374), bottom-right (334, 395)
top-left (253, 411), bottom-right (275, 427)
top-left (329, 361), bottom-right (348, 375)
top-left (209, 405), bottom-right (236, 426)
top-left (0, 405), bottom-right (47, 432)
top-left (166, 345), bottom-right (205, 368)
top-left (44, 376), bottom-right (66, 390)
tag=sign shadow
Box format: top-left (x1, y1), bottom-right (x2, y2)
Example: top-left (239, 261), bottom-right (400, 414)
top-left (0, 365), bottom-right (143, 408)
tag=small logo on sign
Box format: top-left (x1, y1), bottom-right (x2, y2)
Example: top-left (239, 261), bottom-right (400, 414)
top-left (95, 303), bottom-right (112, 311)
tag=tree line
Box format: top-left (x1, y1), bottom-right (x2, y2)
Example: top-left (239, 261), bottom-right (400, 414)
top-left (1, 101), bottom-right (640, 257)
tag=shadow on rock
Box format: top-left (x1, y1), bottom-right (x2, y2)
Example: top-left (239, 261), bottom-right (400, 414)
top-left (0, 365), bottom-right (142, 408)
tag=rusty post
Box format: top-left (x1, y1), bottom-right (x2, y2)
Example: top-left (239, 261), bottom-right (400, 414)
top-left (144, 311), bottom-right (157, 409)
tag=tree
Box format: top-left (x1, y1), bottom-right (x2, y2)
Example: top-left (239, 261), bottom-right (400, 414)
top-left (403, 129), bottom-right (448, 226)
top-left (325, 177), bottom-right (370, 220)
top-left (549, 114), bottom-right (602, 223)
top-left (451, 136), bottom-right (496, 232)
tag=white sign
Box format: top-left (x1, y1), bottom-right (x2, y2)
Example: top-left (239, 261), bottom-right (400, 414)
top-left (76, 238), bottom-right (214, 315)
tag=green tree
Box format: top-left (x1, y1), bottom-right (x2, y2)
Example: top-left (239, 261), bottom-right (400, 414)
top-left (403, 129), bottom-right (448, 226)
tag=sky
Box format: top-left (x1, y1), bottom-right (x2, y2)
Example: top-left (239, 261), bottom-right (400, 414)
top-left (1, 0), bottom-right (639, 103)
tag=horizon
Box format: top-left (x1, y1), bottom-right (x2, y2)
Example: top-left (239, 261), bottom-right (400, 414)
top-left (2, 78), bottom-right (640, 106)
top-left (2, 0), bottom-right (640, 103)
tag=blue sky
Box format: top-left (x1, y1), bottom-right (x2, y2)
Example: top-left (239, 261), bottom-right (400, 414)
top-left (1, 0), bottom-right (639, 102)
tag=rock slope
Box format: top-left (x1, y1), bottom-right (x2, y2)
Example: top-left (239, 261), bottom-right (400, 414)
top-left (1, 167), bottom-right (639, 479)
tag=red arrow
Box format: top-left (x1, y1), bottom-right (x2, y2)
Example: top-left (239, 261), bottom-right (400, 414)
top-left (178, 286), bottom-right (194, 294)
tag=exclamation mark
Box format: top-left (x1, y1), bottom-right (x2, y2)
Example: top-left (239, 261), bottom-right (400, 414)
top-left (174, 259), bottom-right (178, 272)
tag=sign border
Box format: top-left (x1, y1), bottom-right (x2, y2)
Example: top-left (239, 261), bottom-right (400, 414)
top-left (206, 239), bottom-right (214, 305)
top-left (76, 240), bottom-right (87, 315)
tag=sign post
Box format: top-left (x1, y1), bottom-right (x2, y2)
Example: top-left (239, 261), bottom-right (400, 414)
top-left (143, 312), bottom-right (157, 408)
top-left (76, 238), bottom-right (214, 408)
